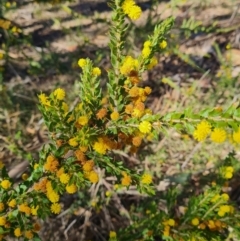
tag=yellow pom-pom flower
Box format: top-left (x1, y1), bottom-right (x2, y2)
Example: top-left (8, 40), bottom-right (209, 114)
top-left (141, 173), bottom-right (152, 184)
top-left (122, 0), bottom-right (135, 14)
top-left (19, 203), bottom-right (31, 215)
top-left (38, 93), bottom-right (49, 106)
top-left (89, 171), bottom-right (99, 183)
top-left (14, 228), bottom-right (22, 237)
top-left (144, 40), bottom-right (151, 47)
top-left (0, 216), bottom-right (6, 226)
top-left (211, 128), bottom-right (227, 143)
top-left (221, 193), bottom-right (229, 201)
top-left (226, 166), bottom-right (234, 172)
top-left (31, 205), bottom-right (39, 216)
top-left (139, 121), bottom-right (152, 134)
top-left (83, 160), bottom-right (94, 172)
top-left (92, 67), bottom-right (101, 76)
top-left (191, 218), bottom-right (199, 226)
top-left (233, 128), bottom-right (240, 143)
top-left (121, 172), bottom-right (132, 186)
top-left (120, 56), bottom-right (138, 76)
top-left (142, 46), bottom-right (151, 58)
top-left (59, 173), bottom-right (70, 184)
top-left (47, 191), bottom-right (60, 203)
top-left (93, 138), bottom-right (107, 155)
top-left (193, 120), bottom-right (211, 141)
top-left (53, 88), bottom-right (65, 100)
top-left (147, 56), bottom-right (158, 70)
top-left (25, 230), bottom-right (33, 239)
top-left (77, 116), bottom-right (89, 126)
top-left (167, 219), bottom-right (175, 227)
top-left (78, 58), bottom-right (87, 68)
top-left (224, 171), bottom-right (233, 179)
top-left (128, 5), bottom-right (142, 20)
top-left (66, 184), bottom-right (77, 194)
top-left (220, 205), bottom-right (230, 212)
top-left (109, 231), bottom-right (117, 238)
top-left (62, 102), bottom-right (69, 113)
top-left (159, 40), bottom-right (167, 49)
top-left (1, 179), bottom-right (11, 189)
top-left (51, 203), bottom-right (61, 214)
top-left (8, 199), bottom-right (16, 208)
top-left (110, 111), bottom-right (120, 121)
top-left (68, 137), bottom-right (78, 147)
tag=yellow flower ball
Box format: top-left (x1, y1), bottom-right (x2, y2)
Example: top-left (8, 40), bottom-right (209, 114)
top-left (218, 210), bottom-right (225, 217)
top-left (51, 203), bottom-right (61, 214)
top-left (53, 88), bottom-right (65, 100)
top-left (89, 171), bottom-right (99, 183)
top-left (226, 166), bottom-right (234, 173)
top-left (141, 173), bottom-right (152, 185)
top-left (121, 173), bottom-right (132, 186)
top-left (224, 171), bottom-right (233, 179)
top-left (128, 5), bottom-right (142, 20)
top-left (232, 128), bottom-right (240, 143)
top-left (144, 40), bottom-right (151, 47)
top-left (62, 102), bottom-right (69, 113)
top-left (93, 139), bottom-right (107, 155)
top-left (77, 116), bottom-right (89, 126)
top-left (83, 160), bottom-right (94, 172)
top-left (18, 203), bottom-right (31, 215)
top-left (221, 193), bottom-right (229, 201)
top-left (142, 46), bottom-right (151, 58)
top-left (122, 0), bottom-right (135, 14)
top-left (47, 191), bottom-right (60, 203)
top-left (1, 179), bottom-right (11, 189)
top-left (25, 230), bottom-right (33, 239)
top-left (193, 120), bottom-right (211, 142)
top-left (38, 93), bottom-right (49, 106)
top-left (139, 121), bottom-right (152, 134)
top-left (159, 40), bottom-right (167, 49)
top-left (78, 58), bottom-right (87, 68)
top-left (199, 223), bottom-right (206, 230)
top-left (110, 111), bottom-right (120, 121)
top-left (92, 67), bottom-right (101, 76)
top-left (219, 205), bottom-right (230, 213)
top-left (109, 231), bottom-right (117, 238)
top-left (211, 194), bottom-right (220, 203)
top-left (14, 228), bottom-right (22, 237)
top-left (31, 205), bottom-right (39, 216)
top-left (191, 218), bottom-right (199, 226)
top-left (66, 184), bottom-right (77, 194)
top-left (210, 128), bottom-right (227, 143)
top-left (105, 191), bottom-right (111, 197)
top-left (147, 57), bottom-right (158, 70)
top-left (0, 216), bottom-right (6, 226)
top-left (68, 137), bottom-right (78, 147)
top-left (167, 219), bottom-right (175, 227)
top-left (59, 173), bottom-right (70, 184)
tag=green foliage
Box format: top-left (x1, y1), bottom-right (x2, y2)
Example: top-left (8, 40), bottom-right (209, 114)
top-left (0, 0), bottom-right (240, 241)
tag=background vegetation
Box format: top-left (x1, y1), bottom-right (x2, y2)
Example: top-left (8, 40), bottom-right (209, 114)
top-left (0, 0), bottom-right (240, 240)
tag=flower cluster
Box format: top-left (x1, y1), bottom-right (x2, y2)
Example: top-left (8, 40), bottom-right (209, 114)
top-left (121, 0), bottom-right (142, 20)
top-left (193, 120), bottom-right (211, 141)
top-left (0, 176), bottom-right (42, 239)
top-left (221, 166), bottom-right (234, 179)
top-left (192, 120), bottom-right (239, 144)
